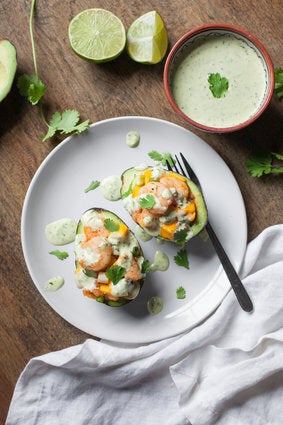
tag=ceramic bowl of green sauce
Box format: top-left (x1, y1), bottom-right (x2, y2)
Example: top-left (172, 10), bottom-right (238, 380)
top-left (164, 24), bottom-right (274, 133)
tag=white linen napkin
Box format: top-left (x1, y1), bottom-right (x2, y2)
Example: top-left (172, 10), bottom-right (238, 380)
top-left (6, 225), bottom-right (283, 425)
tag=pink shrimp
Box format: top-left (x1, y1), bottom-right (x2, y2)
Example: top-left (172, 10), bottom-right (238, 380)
top-left (159, 175), bottom-right (189, 200)
top-left (132, 209), bottom-right (159, 230)
top-left (138, 181), bottom-right (174, 215)
top-left (79, 236), bottom-right (113, 272)
top-left (125, 258), bottom-right (142, 282)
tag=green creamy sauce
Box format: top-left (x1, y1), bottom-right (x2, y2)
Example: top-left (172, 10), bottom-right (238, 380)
top-left (150, 250), bottom-right (170, 272)
top-left (172, 34), bottom-right (267, 128)
top-left (126, 131), bottom-right (140, 148)
top-left (44, 276), bottom-right (64, 291)
top-left (135, 225), bottom-right (153, 242)
top-left (147, 296), bottom-right (163, 315)
top-left (45, 218), bottom-right (76, 245)
top-left (100, 175), bottom-right (122, 201)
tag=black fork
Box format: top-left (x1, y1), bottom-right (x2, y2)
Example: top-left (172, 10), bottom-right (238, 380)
top-left (167, 153), bottom-right (253, 312)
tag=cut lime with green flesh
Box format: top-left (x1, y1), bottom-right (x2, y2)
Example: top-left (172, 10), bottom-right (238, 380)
top-left (127, 11), bottom-right (168, 64)
top-left (68, 9), bottom-right (126, 63)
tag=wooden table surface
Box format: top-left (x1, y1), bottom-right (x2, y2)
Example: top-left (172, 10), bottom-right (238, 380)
top-left (1, 0), bottom-right (282, 421)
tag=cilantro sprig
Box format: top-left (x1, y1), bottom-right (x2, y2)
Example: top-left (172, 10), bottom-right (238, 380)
top-left (84, 180), bottom-right (100, 193)
top-left (42, 110), bottom-right (89, 142)
top-left (105, 265), bottom-right (126, 285)
top-left (245, 152), bottom-right (283, 177)
top-left (274, 67), bottom-right (283, 99)
top-left (17, 0), bottom-right (90, 141)
top-left (104, 219), bottom-right (120, 232)
top-left (174, 249), bottom-right (189, 269)
top-left (140, 194), bottom-right (156, 209)
top-left (173, 229), bottom-right (188, 246)
top-left (148, 151), bottom-right (175, 167)
top-left (176, 286), bottom-right (186, 299)
top-left (208, 73), bottom-right (229, 98)
top-left (141, 259), bottom-right (151, 274)
top-left (49, 250), bottom-right (69, 260)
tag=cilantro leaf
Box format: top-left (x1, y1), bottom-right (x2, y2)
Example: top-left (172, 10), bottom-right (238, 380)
top-left (140, 194), bottom-right (156, 209)
top-left (148, 150), bottom-right (163, 162)
top-left (208, 73), bottom-right (229, 98)
top-left (55, 110), bottom-right (80, 133)
top-left (84, 180), bottom-right (100, 193)
top-left (176, 286), bottom-right (186, 299)
top-left (174, 229), bottom-right (188, 245)
top-left (274, 67), bottom-right (283, 99)
top-left (148, 150), bottom-right (175, 167)
top-left (272, 152), bottom-right (283, 160)
top-left (245, 152), bottom-right (283, 177)
top-left (174, 249), bottom-right (189, 269)
top-left (141, 259), bottom-right (151, 274)
top-left (17, 74), bottom-right (46, 105)
top-left (105, 265), bottom-right (126, 285)
top-left (245, 152), bottom-right (272, 177)
top-left (49, 250), bottom-right (69, 260)
top-left (104, 219), bottom-right (120, 232)
top-left (41, 110), bottom-right (90, 141)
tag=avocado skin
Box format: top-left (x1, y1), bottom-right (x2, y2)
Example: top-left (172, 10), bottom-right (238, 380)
top-left (121, 166), bottom-right (208, 243)
top-left (76, 208), bottom-right (145, 307)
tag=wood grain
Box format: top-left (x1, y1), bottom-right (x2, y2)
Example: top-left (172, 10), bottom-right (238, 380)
top-left (0, 0), bottom-right (282, 421)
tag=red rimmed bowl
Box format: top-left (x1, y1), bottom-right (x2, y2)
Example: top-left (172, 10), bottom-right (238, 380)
top-left (164, 24), bottom-right (274, 133)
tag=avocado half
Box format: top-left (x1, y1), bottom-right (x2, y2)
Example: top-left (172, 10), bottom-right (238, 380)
top-left (121, 166), bottom-right (208, 243)
top-left (0, 40), bottom-right (17, 103)
top-left (75, 208), bottom-right (146, 307)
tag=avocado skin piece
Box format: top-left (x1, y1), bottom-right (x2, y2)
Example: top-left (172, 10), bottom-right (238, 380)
top-left (76, 208), bottom-right (145, 307)
top-left (0, 40), bottom-right (17, 102)
top-left (121, 166), bottom-right (208, 243)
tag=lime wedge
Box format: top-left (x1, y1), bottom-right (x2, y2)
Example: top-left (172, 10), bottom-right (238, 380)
top-left (68, 9), bottom-right (126, 63)
top-left (126, 11), bottom-right (168, 64)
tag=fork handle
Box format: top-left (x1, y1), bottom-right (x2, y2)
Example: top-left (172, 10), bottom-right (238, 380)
top-left (205, 222), bottom-right (253, 312)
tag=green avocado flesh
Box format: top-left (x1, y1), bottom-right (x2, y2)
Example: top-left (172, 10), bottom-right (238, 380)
top-left (121, 166), bottom-right (208, 243)
top-left (0, 40), bottom-right (17, 102)
top-left (75, 208), bottom-right (145, 307)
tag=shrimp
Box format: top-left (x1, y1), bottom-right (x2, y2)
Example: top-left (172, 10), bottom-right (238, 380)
top-left (83, 288), bottom-right (120, 302)
top-left (125, 258), bottom-right (142, 282)
top-left (83, 224), bottom-right (109, 242)
top-left (138, 181), bottom-right (174, 215)
top-left (132, 209), bottom-right (159, 230)
top-left (159, 176), bottom-right (189, 200)
top-left (115, 254), bottom-right (142, 282)
top-left (78, 236), bottom-right (113, 272)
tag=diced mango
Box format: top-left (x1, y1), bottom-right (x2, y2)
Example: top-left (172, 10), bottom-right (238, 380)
top-left (160, 221), bottom-right (178, 240)
top-left (74, 266), bottom-right (82, 275)
top-left (183, 202), bottom-right (196, 214)
top-left (132, 184), bottom-right (143, 197)
top-left (99, 284), bottom-right (112, 294)
top-left (143, 169), bottom-right (153, 184)
top-left (182, 202), bottom-right (196, 222)
top-left (117, 222), bottom-right (129, 237)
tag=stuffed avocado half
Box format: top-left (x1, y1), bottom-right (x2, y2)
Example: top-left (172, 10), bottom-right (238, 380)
top-left (121, 164), bottom-right (208, 244)
top-left (74, 208), bottom-right (146, 307)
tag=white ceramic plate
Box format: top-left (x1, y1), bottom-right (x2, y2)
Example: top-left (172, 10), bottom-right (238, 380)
top-left (21, 116), bottom-right (247, 343)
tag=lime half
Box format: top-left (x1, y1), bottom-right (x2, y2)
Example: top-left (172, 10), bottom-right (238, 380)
top-left (68, 9), bottom-right (126, 63)
top-left (127, 11), bottom-right (168, 64)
